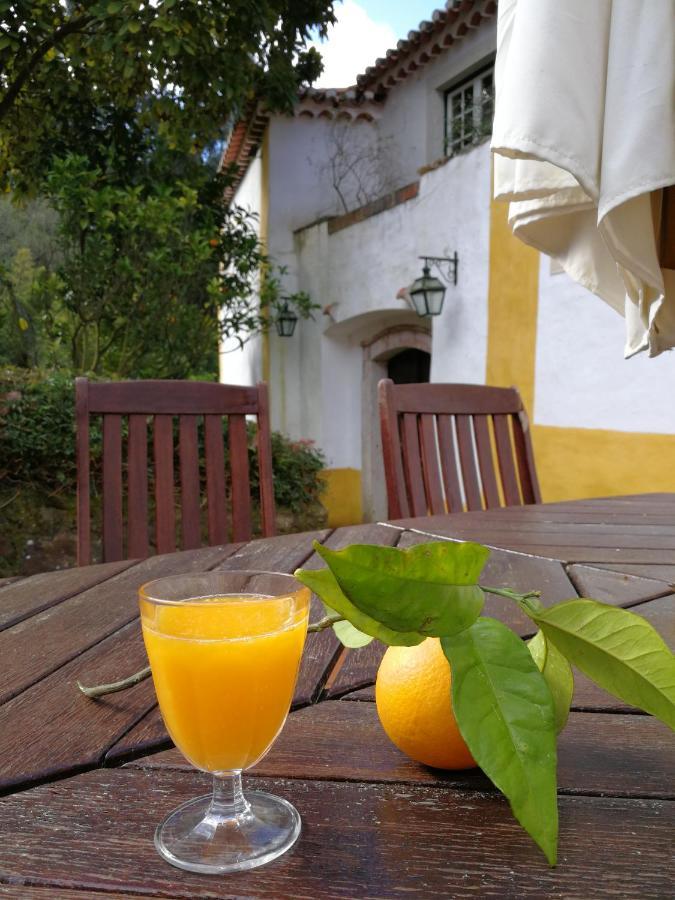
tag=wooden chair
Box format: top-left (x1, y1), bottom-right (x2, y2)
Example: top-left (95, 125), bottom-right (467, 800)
top-left (378, 379), bottom-right (541, 519)
top-left (75, 378), bottom-right (275, 565)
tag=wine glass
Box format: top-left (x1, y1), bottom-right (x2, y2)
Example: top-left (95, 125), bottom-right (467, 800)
top-left (139, 571), bottom-right (310, 874)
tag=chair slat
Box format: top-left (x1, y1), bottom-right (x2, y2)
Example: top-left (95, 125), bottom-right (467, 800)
top-left (256, 383), bottom-right (276, 537)
top-left (473, 415), bottom-right (501, 509)
top-left (75, 378), bottom-right (91, 566)
top-left (153, 415), bottom-right (176, 554)
top-left (204, 414), bottom-right (228, 545)
top-left (378, 378), bottom-right (410, 518)
top-left (513, 411), bottom-right (542, 504)
top-left (455, 415), bottom-right (483, 511)
top-left (436, 415), bottom-right (464, 513)
top-left (493, 414), bottom-right (521, 505)
top-left (127, 415), bottom-right (149, 559)
top-left (229, 414), bottom-right (252, 542)
top-left (102, 415), bottom-right (124, 562)
top-left (418, 415), bottom-right (445, 515)
top-left (179, 415), bottom-right (201, 550)
top-left (401, 413), bottom-right (427, 517)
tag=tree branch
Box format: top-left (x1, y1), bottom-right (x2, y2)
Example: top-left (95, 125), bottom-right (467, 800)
top-left (0, 15), bottom-right (95, 121)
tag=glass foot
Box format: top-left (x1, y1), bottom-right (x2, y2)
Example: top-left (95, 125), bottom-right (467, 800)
top-left (154, 789), bottom-right (301, 874)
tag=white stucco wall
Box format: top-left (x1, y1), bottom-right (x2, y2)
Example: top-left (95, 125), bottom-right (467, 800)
top-left (219, 153), bottom-right (264, 387)
top-left (374, 18), bottom-right (497, 183)
top-left (287, 141), bottom-right (492, 474)
top-left (534, 256), bottom-right (675, 434)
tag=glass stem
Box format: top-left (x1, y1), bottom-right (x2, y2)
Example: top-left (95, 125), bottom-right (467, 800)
top-left (210, 771), bottom-right (250, 823)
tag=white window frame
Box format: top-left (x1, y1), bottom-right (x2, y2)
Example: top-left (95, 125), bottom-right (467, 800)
top-left (443, 64), bottom-right (494, 158)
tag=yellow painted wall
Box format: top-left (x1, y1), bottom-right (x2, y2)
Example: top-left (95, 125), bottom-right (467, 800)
top-left (487, 172), bottom-right (675, 503)
top-left (486, 191), bottom-right (539, 415)
top-left (320, 468), bottom-right (363, 527)
top-left (533, 426), bottom-right (675, 502)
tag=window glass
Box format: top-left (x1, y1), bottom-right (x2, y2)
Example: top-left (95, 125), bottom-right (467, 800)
top-left (444, 65), bottom-right (495, 157)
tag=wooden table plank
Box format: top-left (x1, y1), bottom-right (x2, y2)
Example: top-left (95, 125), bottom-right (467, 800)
top-left (104, 704), bottom-right (169, 765)
top-left (0, 543), bottom-right (241, 707)
top-left (130, 701), bottom-right (675, 800)
top-left (0, 559), bottom-right (135, 632)
top-left (0, 619), bottom-right (157, 795)
top-left (0, 575), bottom-right (23, 590)
top-left (401, 530), bottom-right (675, 565)
top-left (594, 562), bottom-right (675, 583)
top-left (0, 767), bottom-right (671, 898)
top-left (403, 527), bottom-right (675, 551)
top-left (0, 889), bottom-right (144, 899)
top-left (566, 565), bottom-right (672, 606)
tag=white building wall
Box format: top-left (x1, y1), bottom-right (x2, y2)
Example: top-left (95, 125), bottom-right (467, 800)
top-left (219, 153), bottom-right (264, 387)
top-left (374, 19), bottom-right (498, 182)
top-left (535, 256), bottom-right (675, 434)
top-left (292, 141), bottom-right (493, 473)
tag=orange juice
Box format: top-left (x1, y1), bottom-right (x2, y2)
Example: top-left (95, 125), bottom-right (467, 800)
top-left (141, 594), bottom-right (308, 773)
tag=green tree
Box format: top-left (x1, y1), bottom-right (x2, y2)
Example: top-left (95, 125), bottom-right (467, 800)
top-left (0, 1), bottom-right (332, 376)
top-left (21, 153), bottom-right (313, 377)
top-left (0, 0), bottom-right (335, 194)
top-left (0, 195), bottom-right (59, 268)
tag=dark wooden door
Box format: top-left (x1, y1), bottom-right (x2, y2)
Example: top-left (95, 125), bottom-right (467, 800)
top-left (387, 348), bottom-right (431, 385)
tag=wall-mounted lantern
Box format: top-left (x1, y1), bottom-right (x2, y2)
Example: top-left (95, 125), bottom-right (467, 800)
top-left (275, 302), bottom-right (298, 337)
top-left (409, 253), bottom-right (459, 318)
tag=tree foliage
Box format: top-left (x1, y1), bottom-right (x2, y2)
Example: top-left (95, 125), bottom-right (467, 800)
top-left (0, 0), bottom-right (335, 193)
top-left (0, 1), bottom-right (333, 376)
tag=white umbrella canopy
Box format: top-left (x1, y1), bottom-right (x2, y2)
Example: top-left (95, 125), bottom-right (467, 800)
top-left (491, 0), bottom-right (675, 358)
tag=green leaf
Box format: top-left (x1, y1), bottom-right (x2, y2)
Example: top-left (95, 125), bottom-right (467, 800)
top-left (313, 540), bottom-right (487, 637)
top-left (332, 618), bottom-right (374, 648)
top-left (527, 630), bottom-right (573, 733)
top-left (294, 566), bottom-right (424, 647)
top-left (531, 599), bottom-right (675, 729)
top-left (442, 618), bottom-right (558, 866)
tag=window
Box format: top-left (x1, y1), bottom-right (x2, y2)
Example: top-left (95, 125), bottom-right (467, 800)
top-left (443, 66), bottom-right (494, 157)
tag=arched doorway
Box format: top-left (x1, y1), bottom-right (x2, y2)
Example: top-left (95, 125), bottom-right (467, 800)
top-left (361, 325), bottom-right (431, 520)
top-left (386, 347), bottom-right (431, 384)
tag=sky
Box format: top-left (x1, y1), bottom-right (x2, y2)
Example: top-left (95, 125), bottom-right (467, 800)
top-left (310, 0), bottom-right (441, 88)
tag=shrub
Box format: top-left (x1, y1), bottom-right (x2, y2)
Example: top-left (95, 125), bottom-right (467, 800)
top-left (0, 368), bottom-right (326, 574)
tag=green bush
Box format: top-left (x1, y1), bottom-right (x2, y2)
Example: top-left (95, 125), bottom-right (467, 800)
top-left (0, 367), bottom-right (85, 487)
top-left (0, 367), bottom-right (325, 503)
top-left (0, 368), bottom-right (326, 574)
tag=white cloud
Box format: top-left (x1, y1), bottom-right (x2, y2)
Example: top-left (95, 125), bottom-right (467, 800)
top-left (310, 1), bottom-right (398, 88)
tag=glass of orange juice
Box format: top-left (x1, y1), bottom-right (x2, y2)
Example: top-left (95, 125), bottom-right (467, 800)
top-left (139, 571), bottom-right (310, 874)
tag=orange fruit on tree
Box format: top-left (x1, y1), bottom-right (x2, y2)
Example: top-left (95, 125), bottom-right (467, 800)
top-left (375, 637), bottom-right (476, 770)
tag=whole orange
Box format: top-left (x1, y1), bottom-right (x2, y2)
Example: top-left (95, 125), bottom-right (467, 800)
top-left (375, 637), bottom-right (476, 770)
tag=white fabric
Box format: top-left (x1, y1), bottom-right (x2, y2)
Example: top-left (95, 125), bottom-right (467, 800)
top-left (491, 0), bottom-right (675, 357)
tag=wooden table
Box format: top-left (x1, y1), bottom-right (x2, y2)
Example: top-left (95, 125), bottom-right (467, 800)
top-left (0, 494), bottom-right (673, 898)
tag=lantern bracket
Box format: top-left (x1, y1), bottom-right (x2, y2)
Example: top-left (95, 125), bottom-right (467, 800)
top-left (419, 253), bottom-right (458, 286)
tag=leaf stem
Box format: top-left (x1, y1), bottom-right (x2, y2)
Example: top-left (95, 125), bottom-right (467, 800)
top-left (77, 665), bottom-right (151, 699)
top-left (307, 613), bottom-right (344, 633)
top-left (78, 614), bottom-right (345, 699)
top-left (480, 585), bottom-right (543, 617)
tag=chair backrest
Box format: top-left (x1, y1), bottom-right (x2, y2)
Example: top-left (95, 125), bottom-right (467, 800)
top-left (75, 378), bottom-right (275, 565)
top-left (378, 379), bottom-right (541, 519)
